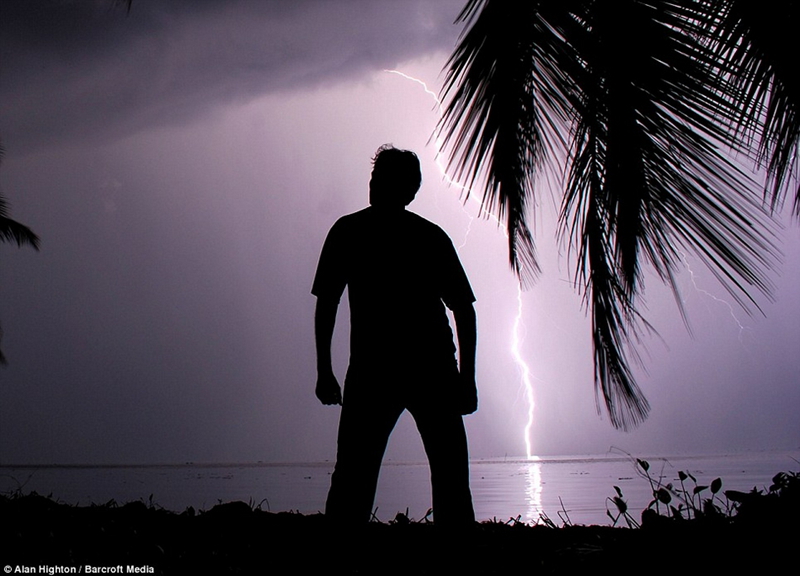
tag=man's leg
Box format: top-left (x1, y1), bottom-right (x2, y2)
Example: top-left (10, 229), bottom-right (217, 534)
top-left (325, 387), bottom-right (404, 525)
top-left (410, 398), bottom-right (475, 527)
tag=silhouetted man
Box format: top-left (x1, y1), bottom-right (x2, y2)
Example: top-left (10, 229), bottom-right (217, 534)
top-left (312, 145), bottom-right (477, 527)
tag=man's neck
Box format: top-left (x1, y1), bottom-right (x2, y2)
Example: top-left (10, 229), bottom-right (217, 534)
top-left (369, 203), bottom-right (407, 213)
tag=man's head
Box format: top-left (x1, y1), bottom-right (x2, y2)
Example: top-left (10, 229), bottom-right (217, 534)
top-left (368, 145), bottom-right (422, 208)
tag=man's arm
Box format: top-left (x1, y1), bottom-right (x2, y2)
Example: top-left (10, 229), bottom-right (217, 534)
top-left (315, 296), bottom-right (342, 405)
top-left (452, 302), bottom-right (477, 415)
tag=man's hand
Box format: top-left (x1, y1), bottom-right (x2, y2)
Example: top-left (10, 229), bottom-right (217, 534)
top-left (315, 297), bottom-right (341, 406)
top-left (316, 371), bottom-right (342, 406)
top-left (456, 372), bottom-right (478, 415)
top-left (451, 302), bottom-right (477, 415)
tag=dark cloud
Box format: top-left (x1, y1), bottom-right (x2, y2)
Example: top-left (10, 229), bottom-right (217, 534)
top-left (0, 0), bottom-right (463, 156)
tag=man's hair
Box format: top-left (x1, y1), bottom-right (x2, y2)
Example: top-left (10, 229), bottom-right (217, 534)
top-left (369, 144), bottom-right (422, 207)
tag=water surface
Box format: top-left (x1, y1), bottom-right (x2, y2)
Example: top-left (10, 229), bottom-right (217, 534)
top-left (2, 451), bottom-right (796, 525)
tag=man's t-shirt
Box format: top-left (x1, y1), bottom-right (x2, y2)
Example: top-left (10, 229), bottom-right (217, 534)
top-left (312, 206), bottom-right (475, 373)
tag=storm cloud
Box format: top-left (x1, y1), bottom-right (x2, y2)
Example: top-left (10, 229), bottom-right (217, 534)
top-left (1, 0), bottom-right (463, 155)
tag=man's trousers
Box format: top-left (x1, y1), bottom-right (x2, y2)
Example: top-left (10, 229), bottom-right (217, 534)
top-left (325, 366), bottom-right (475, 527)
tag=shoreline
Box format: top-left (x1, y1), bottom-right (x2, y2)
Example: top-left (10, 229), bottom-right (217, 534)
top-left (2, 488), bottom-right (795, 575)
top-left (3, 452), bottom-right (798, 527)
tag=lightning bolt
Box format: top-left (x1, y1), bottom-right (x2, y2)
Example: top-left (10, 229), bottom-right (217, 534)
top-left (679, 250), bottom-right (751, 345)
top-left (512, 290), bottom-right (536, 458)
top-left (385, 70), bottom-right (442, 109)
top-left (385, 69), bottom-right (538, 459)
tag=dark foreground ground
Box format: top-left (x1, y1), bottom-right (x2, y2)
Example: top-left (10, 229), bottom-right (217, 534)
top-left (2, 489), bottom-right (798, 576)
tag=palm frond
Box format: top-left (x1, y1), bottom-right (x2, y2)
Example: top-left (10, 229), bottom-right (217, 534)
top-left (704, 0), bottom-right (800, 213)
top-left (438, 0), bottom-right (580, 282)
top-left (567, 0), bottom-right (779, 427)
top-left (440, 0), bottom-right (782, 429)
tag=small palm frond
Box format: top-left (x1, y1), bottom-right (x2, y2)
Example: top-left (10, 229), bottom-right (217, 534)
top-left (0, 197), bottom-right (40, 250)
top-left (0, 141), bottom-right (40, 250)
top-left (0, 144), bottom-right (39, 366)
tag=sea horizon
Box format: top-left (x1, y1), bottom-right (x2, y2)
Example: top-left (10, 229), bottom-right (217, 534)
top-left (4, 446), bottom-right (796, 468)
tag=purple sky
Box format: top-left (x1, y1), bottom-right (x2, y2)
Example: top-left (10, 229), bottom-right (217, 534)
top-left (1, 0), bottom-right (798, 465)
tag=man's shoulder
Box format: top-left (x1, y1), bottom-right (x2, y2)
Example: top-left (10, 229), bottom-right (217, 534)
top-left (407, 212), bottom-right (452, 244)
top-left (404, 210), bottom-right (450, 237)
top-left (330, 207), bottom-right (371, 229)
top-left (404, 209), bottom-right (440, 227)
top-left (323, 208), bottom-right (370, 242)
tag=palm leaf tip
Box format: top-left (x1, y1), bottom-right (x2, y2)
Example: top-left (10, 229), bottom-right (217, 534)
top-left (0, 198), bottom-right (40, 250)
top-left (594, 338), bottom-right (652, 431)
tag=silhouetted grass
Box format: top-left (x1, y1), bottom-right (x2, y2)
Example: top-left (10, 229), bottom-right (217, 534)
top-left (2, 467), bottom-right (797, 575)
top-left (606, 459), bottom-right (800, 529)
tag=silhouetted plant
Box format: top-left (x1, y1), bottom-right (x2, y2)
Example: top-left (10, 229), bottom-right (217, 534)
top-left (619, 458), bottom-right (800, 527)
top-left (439, 0), bottom-right (797, 431)
top-left (643, 459), bottom-right (726, 522)
top-left (606, 485), bottom-right (640, 528)
top-left (725, 470), bottom-right (800, 526)
top-left (0, 144), bottom-right (40, 365)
